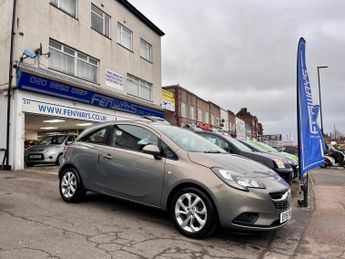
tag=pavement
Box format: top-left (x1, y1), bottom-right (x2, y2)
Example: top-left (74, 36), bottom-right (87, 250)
top-left (0, 166), bottom-right (344, 259)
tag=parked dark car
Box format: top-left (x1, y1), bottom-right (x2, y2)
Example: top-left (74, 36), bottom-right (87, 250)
top-left (59, 120), bottom-right (291, 238)
top-left (196, 132), bottom-right (294, 184)
top-left (238, 140), bottom-right (298, 180)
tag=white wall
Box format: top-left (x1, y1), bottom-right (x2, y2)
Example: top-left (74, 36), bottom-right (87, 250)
top-left (11, 0), bottom-right (162, 106)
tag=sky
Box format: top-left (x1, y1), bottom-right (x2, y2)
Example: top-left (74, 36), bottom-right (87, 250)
top-left (130, 0), bottom-right (345, 141)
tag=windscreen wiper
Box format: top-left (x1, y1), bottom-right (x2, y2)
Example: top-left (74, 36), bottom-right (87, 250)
top-left (203, 150), bottom-right (222, 153)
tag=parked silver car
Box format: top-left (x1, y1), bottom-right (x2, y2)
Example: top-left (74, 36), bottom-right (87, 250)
top-left (25, 134), bottom-right (76, 166)
top-left (59, 120), bottom-right (291, 238)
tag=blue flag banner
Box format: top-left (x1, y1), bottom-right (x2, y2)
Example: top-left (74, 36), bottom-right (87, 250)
top-left (297, 38), bottom-right (324, 176)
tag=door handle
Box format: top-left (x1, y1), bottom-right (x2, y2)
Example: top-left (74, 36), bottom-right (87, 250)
top-left (102, 154), bottom-right (112, 159)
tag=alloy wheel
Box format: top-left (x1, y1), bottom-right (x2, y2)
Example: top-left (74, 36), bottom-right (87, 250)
top-left (174, 193), bottom-right (207, 233)
top-left (61, 171), bottom-right (77, 199)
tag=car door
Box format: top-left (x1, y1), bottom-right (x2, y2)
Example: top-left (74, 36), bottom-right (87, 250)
top-left (97, 124), bottom-right (165, 206)
top-left (75, 126), bottom-right (111, 191)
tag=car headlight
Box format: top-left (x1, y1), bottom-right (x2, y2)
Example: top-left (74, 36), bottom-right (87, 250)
top-left (273, 159), bottom-right (286, 169)
top-left (287, 157), bottom-right (298, 166)
top-left (211, 167), bottom-right (266, 192)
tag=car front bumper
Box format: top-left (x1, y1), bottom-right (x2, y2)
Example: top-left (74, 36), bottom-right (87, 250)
top-left (25, 150), bottom-right (61, 164)
top-left (213, 179), bottom-right (291, 231)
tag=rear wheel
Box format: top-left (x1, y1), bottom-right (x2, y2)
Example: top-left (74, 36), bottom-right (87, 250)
top-left (59, 167), bottom-right (86, 202)
top-left (170, 187), bottom-right (217, 238)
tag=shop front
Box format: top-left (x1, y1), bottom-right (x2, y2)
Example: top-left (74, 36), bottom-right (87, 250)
top-left (8, 67), bottom-right (163, 170)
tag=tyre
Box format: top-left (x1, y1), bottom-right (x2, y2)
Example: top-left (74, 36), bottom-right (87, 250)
top-left (170, 187), bottom-right (218, 238)
top-left (59, 167), bottom-right (86, 203)
top-left (56, 153), bottom-right (63, 166)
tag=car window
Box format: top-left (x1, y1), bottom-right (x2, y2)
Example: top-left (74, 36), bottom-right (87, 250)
top-left (151, 124), bottom-right (225, 153)
top-left (161, 141), bottom-right (178, 160)
top-left (39, 135), bottom-right (66, 145)
top-left (81, 127), bottom-right (108, 144)
top-left (66, 136), bottom-right (75, 143)
top-left (202, 135), bottom-right (229, 150)
top-left (111, 124), bottom-right (158, 152)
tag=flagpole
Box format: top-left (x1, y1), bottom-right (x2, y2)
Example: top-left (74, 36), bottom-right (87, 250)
top-left (297, 38), bottom-right (308, 207)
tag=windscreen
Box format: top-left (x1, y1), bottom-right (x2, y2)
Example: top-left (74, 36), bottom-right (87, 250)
top-left (222, 136), bottom-right (253, 152)
top-left (152, 125), bottom-right (226, 153)
top-left (251, 141), bottom-right (278, 152)
top-left (38, 135), bottom-right (66, 145)
top-left (242, 141), bottom-right (267, 152)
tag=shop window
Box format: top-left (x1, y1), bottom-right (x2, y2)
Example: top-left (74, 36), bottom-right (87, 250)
top-left (140, 39), bottom-right (152, 62)
top-left (211, 115), bottom-right (215, 125)
top-left (127, 74), bottom-right (152, 101)
top-left (91, 4), bottom-right (110, 37)
top-left (117, 23), bottom-right (133, 50)
top-left (49, 39), bottom-right (99, 83)
top-left (111, 125), bottom-right (158, 152)
top-left (51, 0), bottom-right (77, 17)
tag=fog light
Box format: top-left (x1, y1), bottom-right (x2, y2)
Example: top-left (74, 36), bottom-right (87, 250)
top-left (233, 213), bottom-right (259, 226)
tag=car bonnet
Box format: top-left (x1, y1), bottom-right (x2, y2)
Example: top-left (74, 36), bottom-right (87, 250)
top-left (187, 152), bottom-right (279, 179)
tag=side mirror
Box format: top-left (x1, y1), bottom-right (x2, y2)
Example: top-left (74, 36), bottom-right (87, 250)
top-left (66, 140), bottom-right (74, 145)
top-left (142, 144), bottom-right (161, 156)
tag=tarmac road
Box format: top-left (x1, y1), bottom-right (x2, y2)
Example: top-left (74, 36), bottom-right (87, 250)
top-left (0, 166), bottom-right (343, 258)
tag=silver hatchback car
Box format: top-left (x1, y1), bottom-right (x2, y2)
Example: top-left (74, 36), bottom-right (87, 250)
top-left (25, 134), bottom-right (76, 166)
top-left (59, 120), bottom-right (291, 238)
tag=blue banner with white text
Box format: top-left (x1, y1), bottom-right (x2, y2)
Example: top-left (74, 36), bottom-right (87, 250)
top-left (297, 38), bottom-right (324, 176)
top-left (16, 70), bottom-right (164, 118)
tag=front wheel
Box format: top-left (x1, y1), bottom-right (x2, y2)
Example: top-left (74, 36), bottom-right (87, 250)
top-left (59, 167), bottom-right (86, 202)
top-left (170, 187), bottom-right (218, 238)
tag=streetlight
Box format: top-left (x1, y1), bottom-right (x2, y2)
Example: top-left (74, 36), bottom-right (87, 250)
top-left (317, 65), bottom-right (328, 135)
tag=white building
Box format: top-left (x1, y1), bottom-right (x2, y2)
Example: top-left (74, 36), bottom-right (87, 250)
top-left (0, 0), bottom-right (164, 170)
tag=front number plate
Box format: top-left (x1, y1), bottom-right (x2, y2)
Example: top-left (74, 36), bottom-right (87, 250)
top-left (280, 209), bottom-right (291, 224)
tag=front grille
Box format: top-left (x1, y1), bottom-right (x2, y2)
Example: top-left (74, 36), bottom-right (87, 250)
top-left (269, 190), bottom-right (290, 211)
top-left (273, 199), bottom-right (290, 211)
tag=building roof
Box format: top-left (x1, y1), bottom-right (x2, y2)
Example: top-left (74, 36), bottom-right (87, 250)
top-left (163, 85), bottom-right (209, 103)
top-left (117, 0), bottom-right (165, 36)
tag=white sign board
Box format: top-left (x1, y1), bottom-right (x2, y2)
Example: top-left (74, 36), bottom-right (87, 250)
top-left (22, 98), bottom-right (116, 122)
top-left (105, 69), bottom-right (124, 92)
top-left (236, 117), bottom-right (246, 140)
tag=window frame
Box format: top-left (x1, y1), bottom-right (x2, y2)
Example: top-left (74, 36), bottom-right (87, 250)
top-left (190, 106), bottom-right (195, 120)
top-left (117, 23), bottom-right (133, 51)
top-left (198, 108), bottom-right (203, 122)
top-left (205, 111), bottom-right (209, 124)
top-left (79, 126), bottom-right (111, 146)
top-left (127, 74), bottom-right (153, 101)
top-left (181, 102), bottom-right (186, 118)
top-left (49, 39), bottom-right (99, 83)
top-left (50, 0), bottom-right (77, 18)
top-left (140, 38), bottom-right (152, 62)
top-left (91, 3), bottom-right (111, 38)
